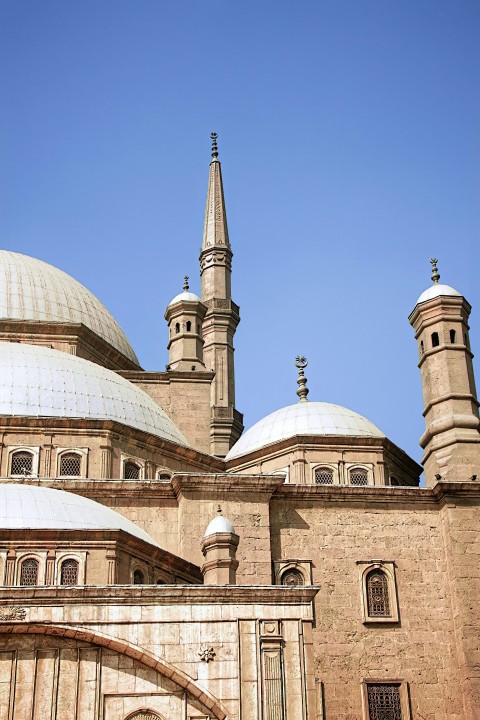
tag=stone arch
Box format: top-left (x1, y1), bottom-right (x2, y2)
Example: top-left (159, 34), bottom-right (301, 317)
top-left (0, 623), bottom-right (227, 719)
top-left (125, 711), bottom-right (166, 720)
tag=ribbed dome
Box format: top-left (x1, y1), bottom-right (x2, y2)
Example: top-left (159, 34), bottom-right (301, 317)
top-left (0, 342), bottom-right (188, 445)
top-left (226, 402), bottom-right (384, 460)
top-left (0, 250), bottom-right (139, 364)
top-left (0, 483), bottom-right (159, 545)
top-left (416, 283), bottom-right (461, 306)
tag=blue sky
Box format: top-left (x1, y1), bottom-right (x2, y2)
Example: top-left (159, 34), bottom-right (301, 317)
top-left (1, 1), bottom-right (479, 469)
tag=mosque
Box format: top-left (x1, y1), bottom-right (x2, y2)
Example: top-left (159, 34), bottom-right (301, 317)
top-left (0, 134), bottom-right (479, 720)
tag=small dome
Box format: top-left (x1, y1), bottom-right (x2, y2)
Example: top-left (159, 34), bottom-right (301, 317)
top-left (226, 402), bottom-right (384, 460)
top-left (0, 342), bottom-right (188, 445)
top-left (204, 512), bottom-right (235, 537)
top-left (416, 283), bottom-right (462, 306)
top-left (0, 483), bottom-right (159, 546)
top-left (0, 250), bottom-right (139, 364)
top-left (168, 290), bottom-right (202, 306)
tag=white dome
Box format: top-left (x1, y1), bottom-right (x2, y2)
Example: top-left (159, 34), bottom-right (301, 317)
top-left (0, 483), bottom-right (159, 545)
top-left (226, 402), bottom-right (384, 460)
top-left (0, 250), bottom-right (139, 365)
top-left (204, 513), bottom-right (235, 537)
top-left (416, 283), bottom-right (461, 306)
top-left (0, 342), bottom-right (188, 445)
top-left (168, 290), bottom-right (202, 306)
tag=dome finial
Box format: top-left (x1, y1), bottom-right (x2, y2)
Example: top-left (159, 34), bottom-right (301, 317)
top-left (430, 258), bottom-right (440, 285)
top-left (210, 132), bottom-right (219, 160)
top-left (217, 504), bottom-right (222, 514)
top-left (183, 275), bottom-right (189, 291)
top-left (295, 356), bottom-right (309, 403)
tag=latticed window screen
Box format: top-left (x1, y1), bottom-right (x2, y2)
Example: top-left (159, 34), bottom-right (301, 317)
top-left (127, 713), bottom-right (162, 720)
top-left (281, 569), bottom-right (304, 586)
top-left (11, 451), bottom-right (33, 476)
top-left (315, 467), bottom-right (334, 485)
top-left (20, 558), bottom-right (39, 586)
top-left (367, 684), bottom-right (402, 720)
top-left (124, 462), bottom-right (140, 479)
top-left (366, 570), bottom-right (391, 617)
top-left (350, 467), bottom-right (368, 485)
top-left (133, 569), bottom-right (144, 585)
top-left (60, 559), bottom-right (79, 585)
top-left (59, 453), bottom-right (82, 476)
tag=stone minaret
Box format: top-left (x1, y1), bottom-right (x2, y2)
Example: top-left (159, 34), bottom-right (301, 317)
top-left (200, 133), bottom-right (243, 456)
top-left (409, 259), bottom-right (480, 485)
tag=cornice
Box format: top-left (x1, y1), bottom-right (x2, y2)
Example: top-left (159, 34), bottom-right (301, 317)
top-left (172, 473), bottom-right (285, 497)
top-left (0, 584), bottom-right (318, 606)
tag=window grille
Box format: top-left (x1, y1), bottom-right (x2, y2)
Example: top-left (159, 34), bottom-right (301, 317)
top-left (350, 468), bottom-right (368, 485)
top-left (366, 570), bottom-right (391, 617)
top-left (127, 713), bottom-right (163, 720)
top-left (281, 569), bottom-right (304, 586)
top-left (315, 467), bottom-right (333, 485)
top-left (60, 559), bottom-right (79, 585)
top-left (124, 462), bottom-right (140, 480)
top-left (367, 684), bottom-right (402, 720)
top-left (20, 558), bottom-right (39, 586)
top-left (59, 452), bottom-right (81, 476)
top-left (133, 569), bottom-right (144, 585)
top-left (11, 451), bottom-right (33, 476)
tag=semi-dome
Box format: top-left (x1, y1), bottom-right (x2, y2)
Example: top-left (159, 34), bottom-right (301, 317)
top-left (226, 402), bottom-right (384, 460)
top-left (0, 483), bottom-right (159, 545)
top-left (415, 283), bottom-right (461, 306)
top-left (0, 342), bottom-right (187, 445)
top-left (0, 250), bottom-right (139, 364)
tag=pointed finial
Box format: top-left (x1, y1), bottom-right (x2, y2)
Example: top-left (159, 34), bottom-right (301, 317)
top-left (183, 275), bottom-right (189, 291)
top-left (430, 258), bottom-right (440, 285)
top-left (211, 132), bottom-right (219, 160)
top-left (217, 504), bottom-right (222, 514)
top-left (294, 356), bottom-right (309, 403)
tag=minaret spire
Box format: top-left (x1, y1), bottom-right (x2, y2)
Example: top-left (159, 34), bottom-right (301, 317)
top-left (201, 132), bottom-right (230, 258)
top-left (199, 133), bottom-right (243, 456)
top-left (295, 356), bottom-right (310, 403)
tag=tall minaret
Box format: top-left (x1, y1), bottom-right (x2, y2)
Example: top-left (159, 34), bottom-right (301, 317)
top-left (200, 133), bottom-right (243, 457)
top-left (409, 259), bottom-right (480, 485)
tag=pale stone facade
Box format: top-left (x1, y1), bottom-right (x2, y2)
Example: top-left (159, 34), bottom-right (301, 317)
top-left (0, 138), bottom-right (479, 720)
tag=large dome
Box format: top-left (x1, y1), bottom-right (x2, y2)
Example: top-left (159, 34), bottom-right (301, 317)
top-left (0, 483), bottom-right (159, 545)
top-left (226, 402), bottom-right (384, 460)
top-left (0, 250), bottom-right (138, 364)
top-left (0, 342), bottom-right (187, 445)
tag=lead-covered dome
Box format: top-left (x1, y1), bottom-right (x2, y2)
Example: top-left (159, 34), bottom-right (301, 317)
top-left (415, 283), bottom-right (461, 306)
top-left (0, 250), bottom-right (138, 365)
top-left (0, 483), bottom-right (159, 545)
top-left (226, 402), bottom-right (384, 460)
top-left (0, 342), bottom-right (187, 445)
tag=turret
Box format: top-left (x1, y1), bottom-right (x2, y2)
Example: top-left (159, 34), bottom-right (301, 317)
top-left (201, 506), bottom-right (239, 585)
top-left (409, 259), bottom-right (480, 485)
top-left (199, 133), bottom-right (243, 456)
top-left (165, 277), bottom-right (207, 371)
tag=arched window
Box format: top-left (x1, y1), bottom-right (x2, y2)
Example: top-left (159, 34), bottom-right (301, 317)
top-left (126, 712), bottom-right (163, 720)
top-left (20, 558), bottom-right (39, 586)
top-left (124, 461), bottom-right (140, 480)
top-left (281, 569), bottom-right (304, 586)
top-left (420, 340), bottom-right (424, 355)
top-left (390, 476), bottom-right (400, 486)
top-left (431, 331), bottom-right (440, 348)
top-left (186, 320), bottom-right (191, 332)
top-left (175, 323), bottom-right (180, 334)
top-left (314, 467), bottom-right (334, 485)
top-left (10, 450), bottom-right (33, 476)
top-left (158, 472), bottom-right (171, 482)
top-left (449, 329), bottom-right (456, 344)
top-left (349, 467), bottom-right (368, 486)
top-left (60, 559), bottom-right (79, 585)
top-left (133, 569), bottom-right (144, 585)
top-left (59, 452), bottom-right (82, 477)
top-left (366, 570), bottom-right (390, 617)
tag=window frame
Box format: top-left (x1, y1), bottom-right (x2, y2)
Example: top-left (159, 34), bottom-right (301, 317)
top-left (8, 446), bottom-right (40, 478)
top-left (361, 679), bottom-right (411, 720)
top-left (121, 455), bottom-right (145, 480)
top-left (17, 555), bottom-right (41, 587)
top-left (348, 465), bottom-right (370, 486)
top-left (55, 552), bottom-right (86, 585)
top-left (56, 448), bottom-right (88, 478)
top-left (357, 561), bottom-right (399, 624)
top-left (312, 463), bottom-right (336, 485)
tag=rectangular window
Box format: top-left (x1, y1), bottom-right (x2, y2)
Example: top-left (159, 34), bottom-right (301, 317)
top-left (367, 684), bottom-right (402, 720)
